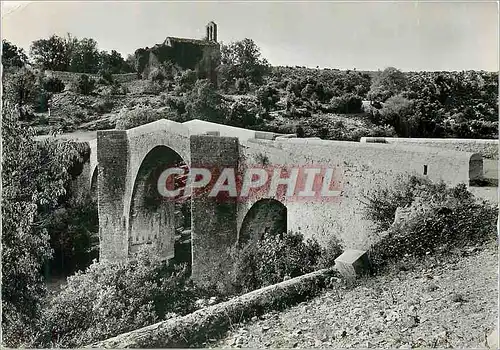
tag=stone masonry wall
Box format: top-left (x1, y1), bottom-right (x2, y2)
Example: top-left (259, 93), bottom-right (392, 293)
top-left (239, 138), bottom-right (479, 250)
top-left (45, 70), bottom-right (138, 85)
top-left (361, 137), bottom-right (499, 159)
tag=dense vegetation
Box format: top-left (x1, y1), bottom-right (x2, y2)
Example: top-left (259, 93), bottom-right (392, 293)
top-left (363, 175), bottom-right (498, 268)
top-left (2, 36), bottom-right (497, 140)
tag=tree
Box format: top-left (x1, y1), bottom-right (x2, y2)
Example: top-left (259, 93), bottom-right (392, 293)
top-left (1, 102), bottom-right (81, 346)
top-left (184, 79), bottom-right (226, 123)
top-left (218, 38), bottom-right (270, 87)
top-left (379, 93), bottom-right (415, 137)
top-left (69, 38), bottom-right (100, 73)
top-left (368, 67), bottom-right (408, 103)
top-left (30, 35), bottom-right (70, 71)
top-left (99, 50), bottom-right (133, 74)
top-left (2, 40), bottom-right (28, 68)
top-left (77, 74), bottom-right (96, 95)
top-left (3, 67), bottom-right (37, 108)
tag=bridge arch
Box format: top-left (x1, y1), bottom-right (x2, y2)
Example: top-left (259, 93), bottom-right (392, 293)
top-left (238, 198), bottom-right (287, 246)
top-left (128, 145), bottom-right (189, 260)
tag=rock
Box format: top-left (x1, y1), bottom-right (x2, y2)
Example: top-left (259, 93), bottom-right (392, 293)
top-left (486, 320), bottom-right (499, 349)
top-left (450, 293), bottom-right (466, 303)
top-left (426, 283), bottom-right (439, 292)
top-left (314, 339), bottom-right (322, 347)
top-left (334, 249), bottom-right (371, 279)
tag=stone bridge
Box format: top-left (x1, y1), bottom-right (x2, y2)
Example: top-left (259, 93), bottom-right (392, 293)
top-left (49, 119), bottom-right (491, 287)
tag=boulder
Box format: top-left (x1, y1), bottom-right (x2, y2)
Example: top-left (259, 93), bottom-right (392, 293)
top-left (334, 249), bottom-right (371, 279)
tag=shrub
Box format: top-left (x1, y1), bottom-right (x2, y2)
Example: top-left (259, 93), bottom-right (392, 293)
top-left (226, 99), bottom-right (259, 128)
top-left (142, 81), bottom-right (165, 95)
top-left (93, 98), bottom-right (114, 114)
top-left (37, 248), bottom-right (212, 347)
top-left (149, 67), bottom-right (166, 83)
top-left (235, 77), bottom-right (250, 94)
top-left (329, 93), bottom-right (363, 113)
top-left (77, 74), bottom-right (96, 95)
top-left (97, 69), bottom-right (114, 85)
top-left (3, 67), bottom-right (37, 109)
top-left (176, 69), bottom-right (197, 92)
top-left (115, 106), bottom-right (173, 130)
top-left (363, 175), bottom-right (498, 268)
top-left (43, 77), bottom-right (65, 93)
top-left (316, 236), bottom-right (343, 269)
top-left (229, 231), bottom-right (323, 294)
top-left (256, 84), bottom-right (280, 112)
top-left (184, 79), bottom-right (226, 123)
top-left (377, 94), bottom-right (415, 137)
top-left (110, 83), bottom-right (129, 95)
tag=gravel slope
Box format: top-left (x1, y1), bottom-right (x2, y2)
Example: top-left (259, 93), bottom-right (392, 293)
top-left (210, 243), bottom-right (498, 349)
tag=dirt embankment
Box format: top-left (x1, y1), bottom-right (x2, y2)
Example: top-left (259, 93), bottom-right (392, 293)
top-left (212, 243), bottom-right (498, 349)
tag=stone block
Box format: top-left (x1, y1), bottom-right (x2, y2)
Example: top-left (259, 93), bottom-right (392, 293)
top-left (486, 320), bottom-right (499, 349)
top-left (334, 249), bottom-right (371, 278)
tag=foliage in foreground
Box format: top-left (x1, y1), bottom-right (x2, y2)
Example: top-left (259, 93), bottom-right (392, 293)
top-left (229, 231), bottom-right (342, 294)
top-left (36, 248), bottom-right (214, 348)
top-left (1, 102), bottom-right (85, 346)
top-left (363, 175), bottom-right (498, 267)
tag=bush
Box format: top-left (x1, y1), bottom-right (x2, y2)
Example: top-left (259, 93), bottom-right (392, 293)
top-left (115, 106), bottom-right (173, 130)
top-left (329, 93), bottom-right (363, 113)
top-left (93, 98), bottom-right (114, 114)
top-left (3, 67), bottom-right (37, 110)
top-left (97, 69), bottom-right (114, 85)
top-left (142, 80), bottom-right (165, 95)
top-left (184, 79), bottom-right (226, 123)
top-left (149, 67), bottom-right (166, 83)
top-left (37, 248), bottom-right (211, 347)
top-left (110, 83), bottom-right (129, 95)
top-left (316, 236), bottom-right (343, 269)
top-left (229, 231), bottom-right (323, 294)
top-left (176, 69), bottom-right (198, 92)
top-left (77, 74), bottom-right (96, 95)
top-left (43, 77), bottom-right (65, 93)
top-left (235, 77), bottom-right (250, 94)
top-left (256, 84), bottom-right (280, 112)
top-left (226, 99), bottom-right (259, 128)
top-left (363, 175), bottom-right (498, 268)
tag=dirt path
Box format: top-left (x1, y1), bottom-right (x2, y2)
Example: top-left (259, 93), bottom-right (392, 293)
top-left (211, 243), bottom-right (498, 348)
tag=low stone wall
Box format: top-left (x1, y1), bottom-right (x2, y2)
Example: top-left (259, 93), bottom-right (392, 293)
top-left (360, 137), bottom-right (499, 159)
top-left (89, 268), bottom-right (339, 348)
top-left (45, 70), bottom-right (138, 85)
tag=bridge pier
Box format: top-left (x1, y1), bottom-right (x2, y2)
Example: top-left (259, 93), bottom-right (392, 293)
top-left (97, 130), bottom-right (129, 261)
top-left (190, 135), bottom-right (239, 289)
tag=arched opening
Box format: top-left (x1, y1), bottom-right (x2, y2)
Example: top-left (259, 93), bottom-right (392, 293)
top-left (129, 146), bottom-right (191, 267)
top-left (239, 199), bottom-right (287, 246)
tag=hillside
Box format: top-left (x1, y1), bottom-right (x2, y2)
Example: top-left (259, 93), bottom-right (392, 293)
top-left (7, 64), bottom-right (498, 149)
top-left (212, 242), bottom-right (498, 349)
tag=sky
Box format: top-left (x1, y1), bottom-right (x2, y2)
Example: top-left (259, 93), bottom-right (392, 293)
top-left (1, 1), bottom-right (499, 72)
